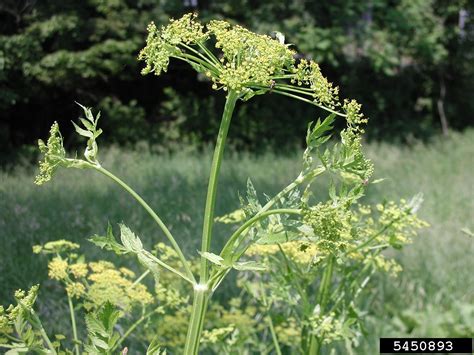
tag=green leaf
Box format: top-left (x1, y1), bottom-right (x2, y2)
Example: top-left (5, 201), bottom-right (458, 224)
top-left (255, 229), bottom-right (296, 245)
top-left (97, 302), bottom-right (121, 333)
top-left (371, 178), bottom-right (385, 184)
top-left (243, 178), bottom-right (262, 216)
top-left (85, 302), bottom-right (121, 353)
top-left (79, 117), bottom-right (95, 131)
top-left (119, 224), bottom-right (143, 252)
top-left (89, 223), bottom-right (127, 255)
top-left (72, 121), bottom-right (93, 138)
top-left (136, 250), bottom-right (161, 280)
top-left (93, 128), bottom-right (103, 139)
top-left (198, 251), bottom-right (224, 266)
top-left (233, 260), bottom-right (267, 271)
top-left (97, 224), bottom-right (161, 280)
top-left (407, 193), bottom-right (424, 213)
top-left (306, 114), bottom-right (335, 148)
top-left (147, 336), bottom-right (166, 355)
top-left (91, 337), bottom-right (109, 350)
top-left (273, 31), bottom-right (285, 44)
top-left (85, 315), bottom-right (108, 338)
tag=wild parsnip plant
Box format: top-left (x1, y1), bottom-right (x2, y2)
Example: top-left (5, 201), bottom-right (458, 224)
top-left (1, 13), bottom-right (427, 354)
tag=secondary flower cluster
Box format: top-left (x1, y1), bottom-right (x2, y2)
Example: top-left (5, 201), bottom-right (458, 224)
top-left (292, 59), bottom-right (339, 109)
top-left (34, 241), bottom-right (154, 311)
top-left (246, 241), bottom-right (319, 265)
top-left (303, 202), bottom-right (353, 255)
top-left (34, 105), bottom-right (103, 186)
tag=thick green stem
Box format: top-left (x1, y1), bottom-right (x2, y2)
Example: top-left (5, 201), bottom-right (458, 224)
top-left (93, 166), bottom-right (195, 283)
top-left (183, 288), bottom-right (209, 355)
top-left (68, 296), bottom-right (80, 355)
top-left (199, 90), bottom-right (239, 282)
top-left (183, 90), bottom-right (238, 355)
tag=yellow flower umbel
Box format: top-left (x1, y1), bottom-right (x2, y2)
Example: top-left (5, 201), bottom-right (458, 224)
top-left (38, 240), bottom-right (156, 313)
top-left (48, 257), bottom-right (69, 280)
top-left (66, 282), bottom-right (86, 299)
top-left (70, 262), bottom-right (88, 278)
top-left (138, 13), bottom-right (357, 117)
top-left (0, 305), bottom-right (12, 337)
top-left (246, 241), bottom-right (319, 265)
top-left (86, 262), bottom-right (153, 310)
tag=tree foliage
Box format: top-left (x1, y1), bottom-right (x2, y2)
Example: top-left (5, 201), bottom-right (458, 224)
top-left (0, 0), bottom-right (472, 161)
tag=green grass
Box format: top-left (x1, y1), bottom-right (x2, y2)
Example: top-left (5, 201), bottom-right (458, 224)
top-left (1, 130), bottom-right (473, 348)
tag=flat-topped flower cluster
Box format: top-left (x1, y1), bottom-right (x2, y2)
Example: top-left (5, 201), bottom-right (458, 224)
top-left (138, 13), bottom-right (341, 111)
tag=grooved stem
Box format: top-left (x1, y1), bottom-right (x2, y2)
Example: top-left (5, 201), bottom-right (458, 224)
top-left (199, 90), bottom-right (239, 282)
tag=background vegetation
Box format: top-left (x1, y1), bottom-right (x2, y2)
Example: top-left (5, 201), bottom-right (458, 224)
top-left (1, 1), bottom-right (473, 352)
top-left (1, 0), bottom-right (473, 163)
top-left (1, 130), bottom-right (473, 351)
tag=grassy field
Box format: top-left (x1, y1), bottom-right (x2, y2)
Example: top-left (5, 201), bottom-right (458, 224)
top-left (1, 130), bottom-right (473, 348)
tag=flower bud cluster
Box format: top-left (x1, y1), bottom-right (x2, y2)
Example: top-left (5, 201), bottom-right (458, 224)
top-left (0, 285), bottom-right (40, 337)
top-left (35, 122), bottom-right (66, 185)
top-left (343, 99), bottom-right (367, 129)
top-left (303, 202), bottom-right (353, 255)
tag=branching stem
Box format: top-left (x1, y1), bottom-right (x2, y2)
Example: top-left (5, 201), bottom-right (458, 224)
top-left (183, 90), bottom-right (239, 355)
top-left (220, 208), bottom-right (302, 259)
top-left (93, 166), bottom-right (195, 283)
